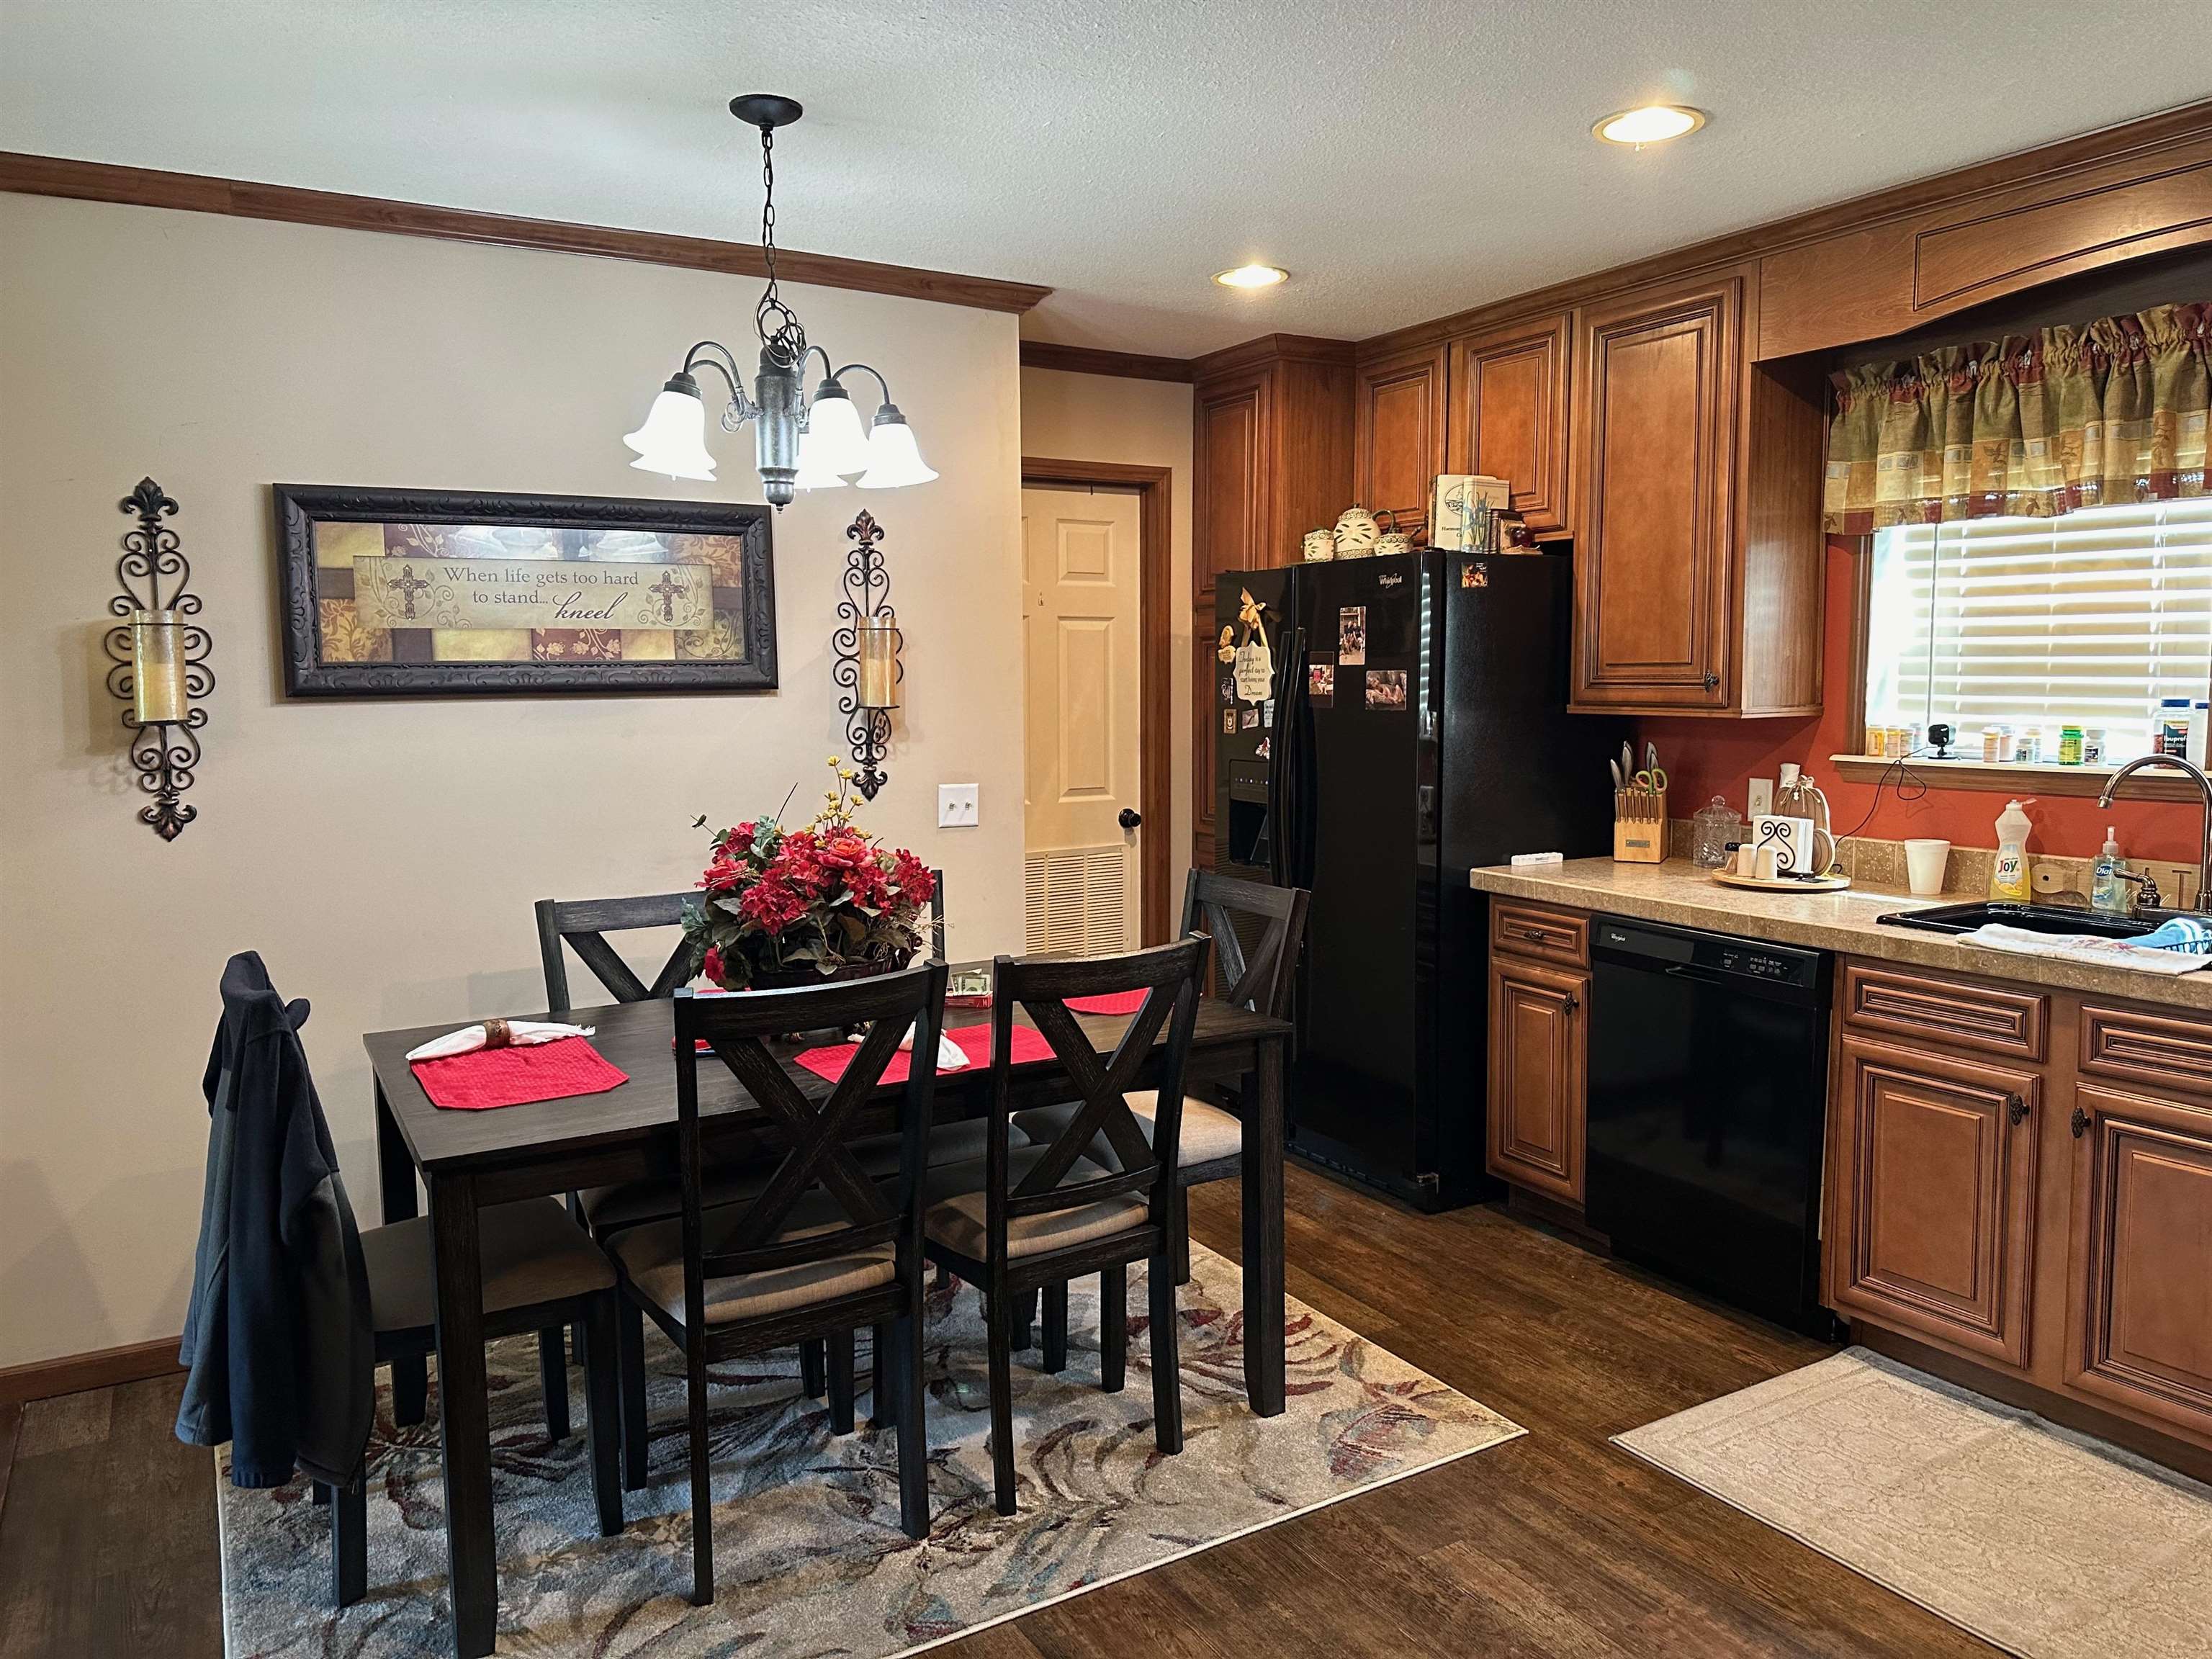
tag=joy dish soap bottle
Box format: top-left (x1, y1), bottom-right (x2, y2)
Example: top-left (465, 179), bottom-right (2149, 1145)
top-left (2092, 826), bottom-right (2131, 917)
top-left (1990, 799), bottom-right (2034, 904)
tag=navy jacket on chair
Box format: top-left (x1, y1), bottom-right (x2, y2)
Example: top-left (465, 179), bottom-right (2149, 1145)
top-left (175, 951), bottom-right (374, 1488)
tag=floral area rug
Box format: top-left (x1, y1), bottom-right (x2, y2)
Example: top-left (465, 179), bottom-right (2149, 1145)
top-left (216, 1242), bottom-right (1522, 1658)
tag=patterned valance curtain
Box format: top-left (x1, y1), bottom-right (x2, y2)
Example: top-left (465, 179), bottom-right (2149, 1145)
top-left (1822, 302), bottom-right (2211, 534)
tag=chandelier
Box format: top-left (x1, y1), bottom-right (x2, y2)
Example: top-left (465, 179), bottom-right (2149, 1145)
top-left (623, 95), bottom-right (936, 508)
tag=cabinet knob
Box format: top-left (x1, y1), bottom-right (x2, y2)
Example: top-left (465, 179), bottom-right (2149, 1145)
top-left (1702, 673), bottom-right (1720, 692)
top-left (2070, 1105), bottom-right (2092, 1138)
top-left (1562, 993), bottom-right (1579, 1015)
top-left (2005, 1094), bottom-right (2028, 1126)
top-left (1514, 927), bottom-right (1550, 943)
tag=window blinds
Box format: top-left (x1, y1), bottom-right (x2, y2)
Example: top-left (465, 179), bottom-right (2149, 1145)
top-left (1866, 499), bottom-right (2212, 762)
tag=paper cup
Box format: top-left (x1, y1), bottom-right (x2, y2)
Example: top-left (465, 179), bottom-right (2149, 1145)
top-left (1905, 838), bottom-right (1951, 896)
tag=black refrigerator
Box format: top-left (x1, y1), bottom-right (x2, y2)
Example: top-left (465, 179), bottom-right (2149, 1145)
top-left (1215, 549), bottom-right (1624, 1210)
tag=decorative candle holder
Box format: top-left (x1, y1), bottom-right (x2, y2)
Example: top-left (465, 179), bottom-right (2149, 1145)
top-left (102, 478), bottom-right (213, 839)
top-left (832, 509), bottom-right (902, 800)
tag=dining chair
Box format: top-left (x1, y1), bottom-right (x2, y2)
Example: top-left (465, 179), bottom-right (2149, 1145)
top-left (605, 963), bottom-right (948, 1605)
top-left (922, 935), bottom-right (1207, 1516)
top-left (1014, 868), bottom-right (1308, 1313)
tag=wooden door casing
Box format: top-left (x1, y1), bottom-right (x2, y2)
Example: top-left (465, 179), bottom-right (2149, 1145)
top-left (1191, 372), bottom-right (1267, 866)
top-left (1487, 956), bottom-right (1587, 1204)
top-left (1569, 274), bottom-right (1743, 711)
top-left (1829, 1035), bottom-right (2041, 1370)
top-left (1354, 343), bottom-right (1446, 541)
top-left (1447, 313), bottom-right (1570, 539)
top-left (2065, 1083), bottom-right (2212, 1437)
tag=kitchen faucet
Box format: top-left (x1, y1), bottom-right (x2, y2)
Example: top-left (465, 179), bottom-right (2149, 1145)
top-left (2099, 754), bottom-right (2212, 912)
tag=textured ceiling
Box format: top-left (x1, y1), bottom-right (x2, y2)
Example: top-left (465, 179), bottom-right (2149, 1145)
top-left (2, 1), bottom-right (2204, 357)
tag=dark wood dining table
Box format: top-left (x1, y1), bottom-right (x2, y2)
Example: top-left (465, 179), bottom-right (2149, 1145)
top-left (363, 985), bottom-right (1291, 1659)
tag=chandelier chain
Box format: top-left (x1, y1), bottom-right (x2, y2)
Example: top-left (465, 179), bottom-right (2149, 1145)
top-left (754, 124), bottom-right (805, 369)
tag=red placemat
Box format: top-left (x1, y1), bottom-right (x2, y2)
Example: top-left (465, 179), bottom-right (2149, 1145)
top-left (410, 1036), bottom-right (629, 1111)
top-left (1064, 989), bottom-right (1148, 1015)
top-left (793, 1022), bottom-right (1053, 1084)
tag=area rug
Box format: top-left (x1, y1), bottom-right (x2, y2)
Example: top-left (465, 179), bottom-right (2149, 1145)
top-left (216, 1243), bottom-right (1521, 1657)
top-left (1614, 1346), bottom-right (2212, 1659)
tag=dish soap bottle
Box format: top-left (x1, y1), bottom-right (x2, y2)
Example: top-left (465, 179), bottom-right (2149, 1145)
top-left (1990, 799), bottom-right (2034, 903)
top-left (2092, 826), bottom-right (2131, 916)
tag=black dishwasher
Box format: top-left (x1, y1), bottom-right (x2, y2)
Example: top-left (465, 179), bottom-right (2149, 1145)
top-left (1585, 915), bottom-right (1835, 1334)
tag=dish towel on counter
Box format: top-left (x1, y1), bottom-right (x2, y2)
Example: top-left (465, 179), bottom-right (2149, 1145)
top-left (1956, 923), bottom-right (2212, 976)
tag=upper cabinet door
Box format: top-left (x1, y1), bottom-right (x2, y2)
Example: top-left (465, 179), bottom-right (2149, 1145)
top-left (1569, 274), bottom-right (1743, 711)
top-left (1353, 344), bottom-right (1446, 541)
top-left (1447, 313), bottom-right (1570, 539)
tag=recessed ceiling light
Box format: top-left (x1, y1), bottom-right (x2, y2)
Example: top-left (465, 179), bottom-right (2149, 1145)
top-left (1593, 104), bottom-right (1707, 148)
top-left (1214, 264), bottom-right (1289, 289)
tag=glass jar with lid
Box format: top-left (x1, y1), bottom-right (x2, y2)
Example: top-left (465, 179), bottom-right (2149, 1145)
top-left (1691, 797), bottom-right (1740, 869)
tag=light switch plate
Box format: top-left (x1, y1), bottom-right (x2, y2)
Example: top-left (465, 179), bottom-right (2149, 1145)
top-left (938, 783), bottom-right (979, 827)
top-left (1747, 778), bottom-right (1776, 820)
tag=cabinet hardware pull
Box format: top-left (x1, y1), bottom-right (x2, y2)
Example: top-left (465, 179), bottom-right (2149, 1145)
top-left (1562, 994), bottom-right (1579, 1015)
top-left (2070, 1106), bottom-right (2091, 1138)
top-left (1702, 673), bottom-right (1720, 691)
top-left (2005, 1094), bottom-right (2028, 1125)
top-left (1514, 927), bottom-right (1551, 943)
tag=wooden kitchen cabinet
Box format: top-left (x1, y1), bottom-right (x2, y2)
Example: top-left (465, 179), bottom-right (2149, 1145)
top-left (1486, 953), bottom-right (1587, 1204)
top-left (1353, 342), bottom-right (1445, 540)
top-left (1829, 1035), bottom-right (2041, 1370)
top-left (2064, 1082), bottom-right (2212, 1440)
top-left (1568, 268), bottom-right (1824, 716)
top-left (1446, 312), bottom-right (1570, 539)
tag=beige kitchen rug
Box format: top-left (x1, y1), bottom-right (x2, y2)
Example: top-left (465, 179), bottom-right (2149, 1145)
top-left (216, 1242), bottom-right (1522, 1658)
top-left (1615, 1346), bottom-right (2212, 1658)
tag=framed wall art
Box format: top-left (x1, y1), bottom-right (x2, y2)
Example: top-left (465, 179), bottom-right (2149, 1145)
top-left (274, 485), bottom-right (776, 696)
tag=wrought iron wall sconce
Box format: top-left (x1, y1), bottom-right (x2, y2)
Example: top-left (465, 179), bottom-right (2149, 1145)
top-left (102, 478), bottom-right (213, 839)
top-left (832, 509), bottom-right (902, 800)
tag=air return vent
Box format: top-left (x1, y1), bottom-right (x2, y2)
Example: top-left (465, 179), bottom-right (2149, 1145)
top-left (1023, 845), bottom-right (1129, 956)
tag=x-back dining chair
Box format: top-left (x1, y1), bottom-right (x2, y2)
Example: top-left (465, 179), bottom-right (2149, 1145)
top-left (922, 935), bottom-right (1208, 1515)
top-left (607, 963), bottom-right (948, 1603)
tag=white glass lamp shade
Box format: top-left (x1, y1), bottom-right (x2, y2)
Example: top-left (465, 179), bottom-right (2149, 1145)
top-left (804, 384), bottom-right (873, 477)
top-left (792, 423), bottom-right (850, 490)
top-left (855, 408), bottom-right (938, 489)
top-left (622, 375), bottom-right (718, 481)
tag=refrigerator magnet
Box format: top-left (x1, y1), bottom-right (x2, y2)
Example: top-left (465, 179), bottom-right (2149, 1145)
top-left (1461, 561), bottom-right (1488, 588)
top-left (1240, 706), bottom-right (1260, 730)
top-left (1366, 669), bottom-right (1408, 711)
top-left (1223, 709), bottom-right (1237, 734)
top-left (1256, 737), bottom-right (1271, 759)
top-left (1307, 662), bottom-right (1335, 706)
top-left (1339, 606), bottom-right (1366, 665)
top-left (1262, 697), bottom-right (1275, 727)
top-left (1218, 675), bottom-right (1235, 703)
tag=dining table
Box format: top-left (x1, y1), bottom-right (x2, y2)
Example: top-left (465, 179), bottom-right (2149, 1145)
top-left (363, 979), bottom-right (1292, 1659)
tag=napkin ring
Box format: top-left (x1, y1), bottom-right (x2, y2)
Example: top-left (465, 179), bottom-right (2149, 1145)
top-left (481, 1017), bottom-right (513, 1050)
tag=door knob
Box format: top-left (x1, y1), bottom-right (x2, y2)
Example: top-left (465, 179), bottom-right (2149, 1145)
top-left (1118, 807), bottom-right (1142, 830)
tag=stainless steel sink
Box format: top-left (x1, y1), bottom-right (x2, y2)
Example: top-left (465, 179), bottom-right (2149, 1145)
top-left (1875, 900), bottom-right (2174, 938)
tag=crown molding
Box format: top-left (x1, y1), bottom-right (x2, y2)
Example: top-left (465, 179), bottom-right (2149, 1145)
top-left (1190, 332), bottom-right (1358, 382)
top-left (0, 151), bottom-right (1052, 315)
top-left (1019, 340), bottom-right (1195, 382)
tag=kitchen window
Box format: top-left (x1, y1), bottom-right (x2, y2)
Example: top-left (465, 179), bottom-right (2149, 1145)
top-left (1863, 497), bottom-right (2212, 763)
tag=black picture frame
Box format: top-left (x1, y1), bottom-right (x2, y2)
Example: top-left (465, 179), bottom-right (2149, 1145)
top-left (274, 484), bottom-right (777, 696)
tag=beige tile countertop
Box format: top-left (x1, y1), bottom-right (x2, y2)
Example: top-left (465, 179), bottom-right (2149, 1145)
top-left (1468, 856), bottom-right (2212, 1013)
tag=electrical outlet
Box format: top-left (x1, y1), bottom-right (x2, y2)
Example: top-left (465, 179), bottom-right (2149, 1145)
top-left (937, 783), bottom-right (979, 828)
top-left (1747, 778), bottom-right (1775, 820)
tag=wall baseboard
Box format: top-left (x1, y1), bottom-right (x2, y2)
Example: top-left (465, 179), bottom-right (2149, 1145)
top-left (0, 1336), bottom-right (184, 1405)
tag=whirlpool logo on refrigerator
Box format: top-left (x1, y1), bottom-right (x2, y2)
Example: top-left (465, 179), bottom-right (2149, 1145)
top-left (1376, 570), bottom-right (1404, 588)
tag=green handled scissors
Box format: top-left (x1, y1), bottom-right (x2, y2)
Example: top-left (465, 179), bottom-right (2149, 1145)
top-left (1633, 766), bottom-right (1668, 793)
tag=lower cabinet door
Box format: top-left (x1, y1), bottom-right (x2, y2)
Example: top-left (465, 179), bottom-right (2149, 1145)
top-left (2064, 1083), bottom-right (2212, 1438)
top-left (1830, 1037), bottom-right (2040, 1368)
top-left (1487, 956), bottom-right (1587, 1203)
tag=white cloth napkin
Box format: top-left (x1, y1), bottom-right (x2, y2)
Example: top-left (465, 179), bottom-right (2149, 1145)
top-left (1958, 924), bottom-right (2212, 976)
top-left (405, 1020), bottom-right (595, 1062)
top-left (849, 1022), bottom-right (968, 1071)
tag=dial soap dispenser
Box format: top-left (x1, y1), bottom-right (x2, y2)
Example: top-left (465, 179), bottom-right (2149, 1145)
top-left (2092, 826), bottom-right (2131, 916)
top-left (1990, 799), bottom-right (2034, 902)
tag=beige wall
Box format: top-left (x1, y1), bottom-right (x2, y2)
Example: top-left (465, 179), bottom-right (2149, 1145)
top-left (0, 194), bottom-right (1024, 1367)
top-left (1017, 367), bottom-right (1195, 904)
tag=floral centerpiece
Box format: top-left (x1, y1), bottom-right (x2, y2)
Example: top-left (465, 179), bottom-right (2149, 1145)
top-left (685, 758), bottom-right (938, 991)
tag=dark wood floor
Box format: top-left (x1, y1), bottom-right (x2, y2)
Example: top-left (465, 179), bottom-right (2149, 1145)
top-left (0, 1165), bottom-right (1996, 1658)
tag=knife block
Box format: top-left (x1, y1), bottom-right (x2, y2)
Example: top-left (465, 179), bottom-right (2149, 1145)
top-left (1613, 788), bottom-right (1668, 863)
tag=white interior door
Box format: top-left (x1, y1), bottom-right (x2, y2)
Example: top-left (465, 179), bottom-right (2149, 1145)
top-left (1022, 485), bottom-right (1143, 953)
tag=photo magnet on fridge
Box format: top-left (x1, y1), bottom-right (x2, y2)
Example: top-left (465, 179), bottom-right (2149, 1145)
top-left (1223, 709), bottom-right (1237, 734)
top-left (1461, 561), bottom-right (1488, 588)
top-left (1366, 668), bottom-right (1408, 711)
top-left (1308, 661), bottom-right (1335, 706)
top-left (1339, 606), bottom-right (1366, 665)
top-left (1240, 707), bottom-right (1260, 730)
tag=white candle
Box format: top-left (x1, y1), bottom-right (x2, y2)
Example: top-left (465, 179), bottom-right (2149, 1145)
top-left (131, 609), bottom-right (188, 725)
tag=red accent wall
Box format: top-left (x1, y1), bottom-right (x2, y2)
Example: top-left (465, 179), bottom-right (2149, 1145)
top-left (1634, 539), bottom-right (2205, 866)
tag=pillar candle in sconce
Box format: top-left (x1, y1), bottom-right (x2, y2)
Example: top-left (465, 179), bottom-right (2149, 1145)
top-left (131, 608), bottom-right (189, 725)
top-left (858, 616), bottom-right (902, 710)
